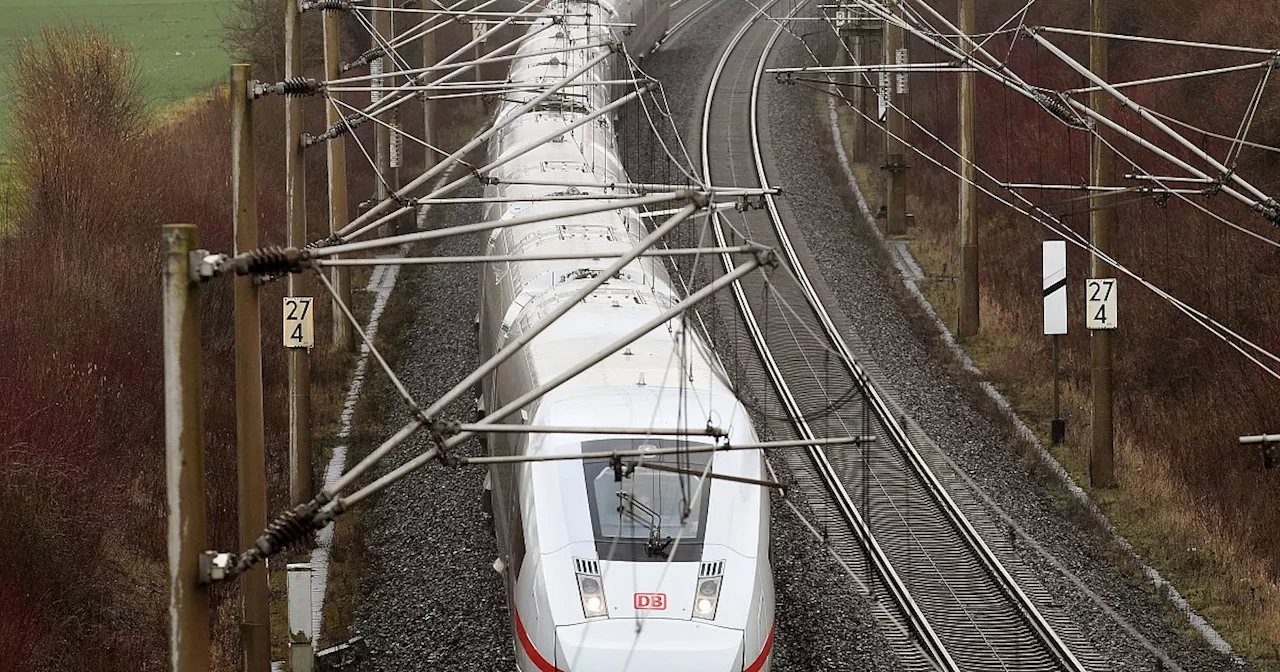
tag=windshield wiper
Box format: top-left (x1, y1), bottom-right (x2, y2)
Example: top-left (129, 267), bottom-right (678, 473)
top-left (616, 491), bottom-right (674, 557)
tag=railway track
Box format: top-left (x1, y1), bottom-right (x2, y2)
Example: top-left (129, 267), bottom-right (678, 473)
top-left (695, 3), bottom-right (1105, 670)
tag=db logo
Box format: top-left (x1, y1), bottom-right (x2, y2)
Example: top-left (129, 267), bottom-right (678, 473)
top-left (633, 593), bottom-right (667, 610)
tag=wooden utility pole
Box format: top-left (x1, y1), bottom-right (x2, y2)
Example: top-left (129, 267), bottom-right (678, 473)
top-left (1088, 0), bottom-right (1116, 488)
top-left (162, 223), bottom-right (211, 672)
top-left (230, 64), bottom-right (270, 672)
top-left (956, 0), bottom-right (979, 337)
top-left (884, 0), bottom-right (908, 236)
top-left (285, 0), bottom-right (314, 505)
top-left (323, 7), bottom-right (353, 352)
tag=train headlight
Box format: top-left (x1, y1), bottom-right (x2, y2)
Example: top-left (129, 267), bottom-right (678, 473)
top-left (577, 573), bottom-right (608, 618)
top-left (692, 576), bottom-right (722, 620)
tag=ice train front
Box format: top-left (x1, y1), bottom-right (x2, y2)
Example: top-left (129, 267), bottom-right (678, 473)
top-left (510, 409), bottom-right (774, 672)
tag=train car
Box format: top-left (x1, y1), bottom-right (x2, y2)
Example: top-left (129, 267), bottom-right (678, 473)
top-left (475, 0), bottom-right (774, 669)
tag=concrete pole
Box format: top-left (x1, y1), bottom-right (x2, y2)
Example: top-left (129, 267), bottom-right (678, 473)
top-left (231, 64), bottom-right (270, 672)
top-left (473, 0), bottom-right (484, 114)
top-left (956, 0), bottom-right (979, 338)
top-left (847, 32), bottom-right (866, 160)
top-left (285, 0), bottom-right (314, 505)
top-left (884, 0), bottom-right (908, 236)
top-left (388, 4), bottom-right (404, 234)
top-left (287, 564), bottom-right (315, 672)
top-left (374, 0), bottom-right (394, 235)
top-left (860, 31), bottom-right (876, 159)
top-left (323, 9), bottom-right (353, 353)
top-left (162, 223), bottom-right (211, 672)
top-left (1089, 0), bottom-right (1116, 488)
top-left (422, 16), bottom-right (437, 176)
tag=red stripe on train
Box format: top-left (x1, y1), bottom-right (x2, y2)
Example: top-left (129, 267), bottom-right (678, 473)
top-left (745, 626), bottom-right (775, 672)
top-left (515, 610), bottom-right (564, 672)
top-left (515, 611), bottom-right (774, 672)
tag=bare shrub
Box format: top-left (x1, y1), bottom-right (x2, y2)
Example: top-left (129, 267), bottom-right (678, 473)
top-left (9, 26), bottom-right (147, 234)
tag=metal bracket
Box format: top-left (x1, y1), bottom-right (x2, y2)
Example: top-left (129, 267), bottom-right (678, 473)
top-left (189, 250), bottom-right (231, 282)
top-left (249, 79), bottom-right (270, 100)
top-left (198, 550), bottom-right (236, 584)
top-left (1239, 434), bottom-right (1280, 467)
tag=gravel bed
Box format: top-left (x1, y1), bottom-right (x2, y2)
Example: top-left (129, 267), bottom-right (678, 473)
top-left (351, 181), bottom-right (514, 671)
top-left (628, 5), bottom-right (905, 670)
top-left (759, 23), bottom-right (1244, 672)
top-left (348, 4), bottom-right (912, 672)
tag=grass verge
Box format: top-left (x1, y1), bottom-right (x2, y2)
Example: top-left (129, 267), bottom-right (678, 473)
top-left (827, 88), bottom-right (1280, 668)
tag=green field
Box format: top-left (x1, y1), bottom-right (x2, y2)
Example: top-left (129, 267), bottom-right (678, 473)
top-left (0, 0), bottom-right (234, 152)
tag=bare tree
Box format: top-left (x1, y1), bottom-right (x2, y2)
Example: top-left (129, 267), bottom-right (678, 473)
top-left (221, 0), bottom-right (326, 81)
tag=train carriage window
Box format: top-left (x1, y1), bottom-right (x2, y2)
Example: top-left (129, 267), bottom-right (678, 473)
top-left (580, 438), bottom-right (712, 562)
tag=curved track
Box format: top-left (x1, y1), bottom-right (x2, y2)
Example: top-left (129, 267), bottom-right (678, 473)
top-left (696, 4), bottom-right (1100, 671)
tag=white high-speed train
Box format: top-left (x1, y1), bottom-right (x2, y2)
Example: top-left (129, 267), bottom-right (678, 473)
top-left (475, 0), bottom-right (774, 670)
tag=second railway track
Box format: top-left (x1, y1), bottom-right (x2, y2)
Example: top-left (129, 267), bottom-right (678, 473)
top-left (694, 3), bottom-right (1107, 670)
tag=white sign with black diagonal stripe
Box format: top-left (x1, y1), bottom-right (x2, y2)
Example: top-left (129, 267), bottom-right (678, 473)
top-left (1043, 241), bottom-right (1067, 335)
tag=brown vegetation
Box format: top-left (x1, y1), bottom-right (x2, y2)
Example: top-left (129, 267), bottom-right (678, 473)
top-left (0, 25), bottom-right (340, 669)
top-left (882, 0), bottom-right (1280, 662)
top-left (0, 2), bottom-right (515, 664)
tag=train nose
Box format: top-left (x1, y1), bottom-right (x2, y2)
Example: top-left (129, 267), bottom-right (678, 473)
top-left (555, 619), bottom-right (744, 672)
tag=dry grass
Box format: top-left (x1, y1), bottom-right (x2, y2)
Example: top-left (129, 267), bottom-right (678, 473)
top-left (824, 14), bottom-right (1280, 660)
top-left (0, 24), bottom-right (359, 669)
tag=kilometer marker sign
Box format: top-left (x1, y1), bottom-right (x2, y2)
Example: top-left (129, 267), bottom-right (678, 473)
top-left (283, 296), bottom-right (314, 349)
top-left (1086, 278), bottom-right (1118, 330)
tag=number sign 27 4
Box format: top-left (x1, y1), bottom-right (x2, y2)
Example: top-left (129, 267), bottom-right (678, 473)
top-left (283, 297), bottom-right (315, 348)
top-left (1085, 279), bottom-right (1117, 330)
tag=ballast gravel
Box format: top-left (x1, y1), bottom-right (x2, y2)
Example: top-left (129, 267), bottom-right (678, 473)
top-left (757, 23), bottom-right (1245, 672)
top-left (626, 5), bottom-right (906, 671)
top-left (350, 182), bottom-right (514, 672)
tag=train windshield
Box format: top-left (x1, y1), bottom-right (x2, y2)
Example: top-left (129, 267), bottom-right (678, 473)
top-left (581, 438), bottom-right (713, 562)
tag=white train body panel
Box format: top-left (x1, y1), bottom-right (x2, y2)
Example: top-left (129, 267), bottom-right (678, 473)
top-left (476, 1), bottom-right (774, 670)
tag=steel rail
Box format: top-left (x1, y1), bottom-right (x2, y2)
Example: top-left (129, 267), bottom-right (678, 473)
top-left (699, 5), bottom-right (957, 672)
top-left (743, 8), bottom-right (1087, 672)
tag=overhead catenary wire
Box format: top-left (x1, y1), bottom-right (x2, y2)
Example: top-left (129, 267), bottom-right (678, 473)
top-left (816, 66), bottom-right (1280, 380)
top-left (783, 0), bottom-right (1280, 389)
